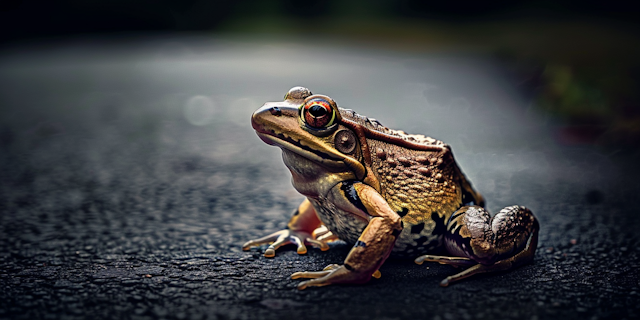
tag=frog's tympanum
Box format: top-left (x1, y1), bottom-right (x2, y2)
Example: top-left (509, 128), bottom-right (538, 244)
top-left (244, 87), bottom-right (539, 289)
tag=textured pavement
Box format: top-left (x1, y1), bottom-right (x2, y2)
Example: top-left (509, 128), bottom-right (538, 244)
top-left (0, 35), bottom-right (639, 320)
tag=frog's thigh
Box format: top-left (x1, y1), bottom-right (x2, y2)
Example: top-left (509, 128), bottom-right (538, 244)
top-left (287, 198), bottom-right (323, 232)
top-left (417, 205), bottom-right (539, 286)
top-left (292, 182), bottom-right (402, 289)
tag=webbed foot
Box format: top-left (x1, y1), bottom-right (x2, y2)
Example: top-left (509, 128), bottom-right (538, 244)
top-left (243, 199), bottom-right (331, 257)
top-left (291, 264), bottom-right (379, 290)
top-left (242, 229), bottom-right (329, 258)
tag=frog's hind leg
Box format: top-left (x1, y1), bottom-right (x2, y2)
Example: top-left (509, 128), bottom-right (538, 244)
top-left (415, 205), bottom-right (539, 286)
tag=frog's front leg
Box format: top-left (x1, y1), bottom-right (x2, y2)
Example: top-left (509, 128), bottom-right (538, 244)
top-left (242, 198), bottom-right (329, 257)
top-left (292, 182), bottom-right (403, 289)
top-left (415, 205), bottom-right (539, 286)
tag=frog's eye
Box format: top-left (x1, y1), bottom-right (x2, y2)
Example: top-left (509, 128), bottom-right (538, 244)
top-left (300, 98), bottom-right (336, 129)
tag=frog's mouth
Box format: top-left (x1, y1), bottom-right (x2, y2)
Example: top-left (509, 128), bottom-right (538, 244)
top-left (255, 130), bottom-right (366, 180)
top-left (257, 131), bottom-right (345, 166)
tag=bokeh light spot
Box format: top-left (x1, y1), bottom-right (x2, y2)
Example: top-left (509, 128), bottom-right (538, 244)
top-left (184, 95), bottom-right (217, 126)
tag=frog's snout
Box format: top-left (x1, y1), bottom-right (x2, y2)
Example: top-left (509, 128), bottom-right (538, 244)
top-left (251, 102), bottom-right (300, 135)
top-left (251, 104), bottom-right (278, 132)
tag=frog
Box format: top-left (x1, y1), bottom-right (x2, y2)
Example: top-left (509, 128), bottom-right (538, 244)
top-left (243, 86), bottom-right (539, 289)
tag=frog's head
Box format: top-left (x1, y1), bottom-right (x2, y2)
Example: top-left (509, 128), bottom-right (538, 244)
top-left (251, 87), bottom-right (366, 182)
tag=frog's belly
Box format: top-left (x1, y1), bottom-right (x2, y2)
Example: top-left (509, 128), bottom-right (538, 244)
top-left (309, 198), bottom-right (367, 244)
top-left (309, 198), bottom-right (444, 257)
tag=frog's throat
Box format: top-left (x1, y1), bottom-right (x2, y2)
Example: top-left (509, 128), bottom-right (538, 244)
top-left (256, 132), bottom-right (367, 180)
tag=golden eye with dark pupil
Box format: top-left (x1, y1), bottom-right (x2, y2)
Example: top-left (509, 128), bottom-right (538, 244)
top-left (303, 99), bottom-right (334, 128)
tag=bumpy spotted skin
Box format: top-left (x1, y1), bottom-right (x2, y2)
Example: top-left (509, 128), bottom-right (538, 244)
top-left (338, 109), bottom-right (485, 258)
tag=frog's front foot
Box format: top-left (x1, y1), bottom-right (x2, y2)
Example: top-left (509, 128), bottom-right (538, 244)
top-left (291, 264), bottom-right (376, 290)
top-left (416, 205), bottom-right (539, 286)
top-left (242, 229), bottom-right (329, 258)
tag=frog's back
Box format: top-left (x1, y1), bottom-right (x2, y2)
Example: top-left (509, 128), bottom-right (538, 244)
top-left (340, 109), bottom-right (465, 256)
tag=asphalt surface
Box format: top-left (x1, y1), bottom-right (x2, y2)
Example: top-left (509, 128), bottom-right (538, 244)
top-left (1, 35), bottom-right (639, 320)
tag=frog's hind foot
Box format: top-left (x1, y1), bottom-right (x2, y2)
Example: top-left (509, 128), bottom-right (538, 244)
top-left (416, 205), bottom-right (539, 286)
top-left (414, 255), bottom-right (476, 268)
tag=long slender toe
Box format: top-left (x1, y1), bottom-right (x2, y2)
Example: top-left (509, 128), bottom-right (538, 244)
top-left (415, 255), bottom-right (476, 267)
top-left (291, 270), bottom-right (332, 280)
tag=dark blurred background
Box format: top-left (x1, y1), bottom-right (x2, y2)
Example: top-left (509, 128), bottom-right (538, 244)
top-left (2, 0), bottom-right (640, 39)
top-left (2, 0), bottom-right (640, 148)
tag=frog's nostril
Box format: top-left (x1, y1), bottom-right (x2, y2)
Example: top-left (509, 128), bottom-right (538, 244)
top-left (269, 107), bottom-right (282, 116)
